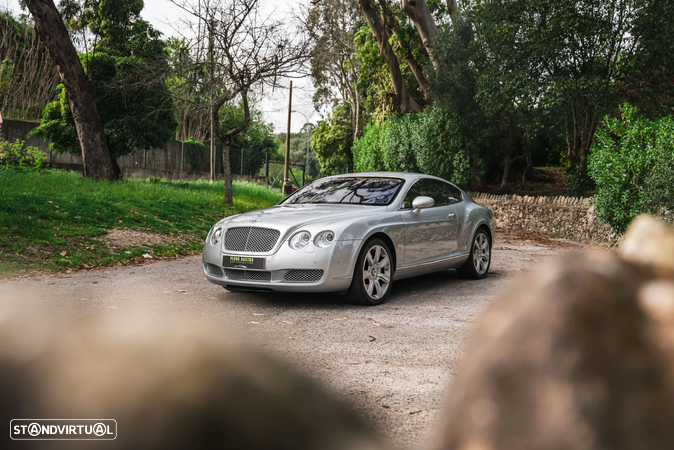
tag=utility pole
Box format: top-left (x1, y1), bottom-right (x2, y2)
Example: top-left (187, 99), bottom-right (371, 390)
top-left (283, 80), bottom-right (293, 195)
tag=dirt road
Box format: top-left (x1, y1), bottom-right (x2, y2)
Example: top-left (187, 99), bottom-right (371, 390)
top-left (0, 230), bottom-right (579, 448)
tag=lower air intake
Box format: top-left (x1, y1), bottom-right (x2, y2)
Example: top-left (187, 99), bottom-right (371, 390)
top-left (284, 269), bottom-right (324, 283)
top-left (205, 263), bottom-right (223, 277)
top-left (224, 269), bottom-right (272, 282)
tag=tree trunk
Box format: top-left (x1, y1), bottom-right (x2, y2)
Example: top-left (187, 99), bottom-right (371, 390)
top-left (447, 0), bottom-right (460, 16)
top-left (221, 138), bottom-right (233, 205)
top-left (500, 155), bottom-right (512, 191)
top-left (521, 150), bottom-right (533, 184)
top-left (400, 0), bottom-right (438, 63)
top-left (215, 90), bottom-right (251, 205)
top-left (24, 0), bottom-right (115, 181)
top-left (403, 50), bottom-right (432, 105)
top-left (352, 93), bottom-right (363, 140)
top-left (383, 1), bottom-right (432, 104)
top-left (566, 101), bottom-right (599, 171)
top-left (348, 60), bottom-right (363, 140)
top-left (358, 0), bottom-right (421, 113)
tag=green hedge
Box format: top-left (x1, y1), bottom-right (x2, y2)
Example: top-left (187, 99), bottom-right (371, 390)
top-left (352, 107), bottom-right (483, 187)
top-left (588, 104), bottom-right (674, 233)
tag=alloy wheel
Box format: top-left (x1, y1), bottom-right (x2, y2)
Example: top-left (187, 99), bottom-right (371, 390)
top-left (472, 233), bottom-right (490, 275)
top-left (362, 245), bottom-right (391, 300)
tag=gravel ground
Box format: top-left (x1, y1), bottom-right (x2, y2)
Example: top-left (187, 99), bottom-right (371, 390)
top-left (0, 230), bottom-right (580, 449)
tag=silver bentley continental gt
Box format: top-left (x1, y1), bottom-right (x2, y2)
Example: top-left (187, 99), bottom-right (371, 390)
top-left (203, 172), bottom-right (495, 306)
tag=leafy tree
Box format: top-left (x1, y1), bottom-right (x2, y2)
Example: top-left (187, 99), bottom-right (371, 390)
top-left (275, 131), bottom-right (320, 178)
top-left (165, 36), bottom-right (210, 143)
top-left (311, 103), bottom-right (354, 175)
top-left (353, 0), bottom-right (449, 113)
top-left (24, 0), bottom-right (115, 180)
top-left (169, 0), bottom-right (309, 203)
top-left (219, 102), bottom-right (279, 176)
top-left (618, 0), bottom-right (674, 119)
top-left (419, 0), bottom-right (674, 191)
top-left (470, 0), bottom-right (654, 172)
top-left (32, 0), bottom-right (177, 176)
top-left (306, 0), bottom-right (363, 139)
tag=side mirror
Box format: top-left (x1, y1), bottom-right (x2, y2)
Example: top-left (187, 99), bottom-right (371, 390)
top-left (412, 196), bottom-right (434, 214)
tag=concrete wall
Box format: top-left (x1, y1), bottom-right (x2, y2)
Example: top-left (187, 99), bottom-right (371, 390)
top-left (469, 192), bottom-right (617, 245)
top-left (0, 119), bottom-right (48, 152)
top-left (1, 119), bottom-right (267, 184)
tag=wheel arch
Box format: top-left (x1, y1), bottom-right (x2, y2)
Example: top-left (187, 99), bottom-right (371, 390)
top-left (476, 223), bottom-right (492, 243)
top-left (359, 232), bottom-right (397, 274)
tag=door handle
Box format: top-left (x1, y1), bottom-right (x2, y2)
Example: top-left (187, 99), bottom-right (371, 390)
top-left (447, 212), bottom-right (456, 218)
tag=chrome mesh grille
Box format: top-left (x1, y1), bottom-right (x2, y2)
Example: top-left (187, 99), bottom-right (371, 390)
top-left (205, 263), bottom-right (223, 277)
top-left (284, 269), bottom-right (324, 283)
top-left (224, 269), bottom-right (272, 282)
top-left (224, 227), bottom-right (280, 252)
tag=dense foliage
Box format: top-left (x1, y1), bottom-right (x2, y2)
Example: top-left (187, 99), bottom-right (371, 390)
top-left (31, 2), bottom-right (176, 165)
top-left (219, 102), bottom-right (279, 176)
top-left (0, 139), bottom-right (45, 172)
top-left (353, 107), bottom-right (480, 187)
top-left (311, 102), bottom-right (354, 176)
top-left (348, 0), bottom-right (674, 194)
top-left (589, 104), bottom-right (674, 233)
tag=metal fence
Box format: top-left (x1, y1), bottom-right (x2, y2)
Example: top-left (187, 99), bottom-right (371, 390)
top-left (0, 119), bottom-right (271, 184)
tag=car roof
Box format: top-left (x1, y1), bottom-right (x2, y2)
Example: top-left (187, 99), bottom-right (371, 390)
top-left (321, 172), bottom-right (446, 183)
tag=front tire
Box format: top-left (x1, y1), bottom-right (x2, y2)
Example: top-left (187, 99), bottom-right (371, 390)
top-left (345, 238), bottom-right (393, 306)
top-left (457, 228), bottom-right (491, 279)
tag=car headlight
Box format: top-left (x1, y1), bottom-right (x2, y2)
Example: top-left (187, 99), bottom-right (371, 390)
top-left (211, 227), bottom-right (222, 245)
top-left (314, 230), bottom-right (335, 248)
top-left (289, 230), bottom-right (311, 250)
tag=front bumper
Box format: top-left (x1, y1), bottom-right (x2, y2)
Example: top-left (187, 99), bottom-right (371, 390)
top-left (202, 239), bottom-right (361, 293)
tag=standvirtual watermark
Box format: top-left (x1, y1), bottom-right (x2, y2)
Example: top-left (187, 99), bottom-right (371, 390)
top-left (10, 419), bottom-right (117, 440)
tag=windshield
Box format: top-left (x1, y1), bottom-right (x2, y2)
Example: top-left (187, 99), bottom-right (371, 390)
top-left (283, 177), bottom-right (404, 205)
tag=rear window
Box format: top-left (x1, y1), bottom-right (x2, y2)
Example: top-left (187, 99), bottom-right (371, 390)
top-left (283, 177), bottom-right (404, 205)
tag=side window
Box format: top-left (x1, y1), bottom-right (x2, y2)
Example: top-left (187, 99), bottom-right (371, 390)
top-left (444, 183), bottom-right (463, 205)
top-left (402, 179), bottom-right (460, 209)
top-left (401, 182), bottom-right (421, 209)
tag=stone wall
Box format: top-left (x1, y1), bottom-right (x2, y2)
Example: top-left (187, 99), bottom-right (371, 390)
top-left (469, 192), bottom-right (617, 244)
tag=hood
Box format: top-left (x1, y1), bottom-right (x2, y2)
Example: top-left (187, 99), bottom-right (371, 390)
top-left (223, 203), bottom-right (385, 230)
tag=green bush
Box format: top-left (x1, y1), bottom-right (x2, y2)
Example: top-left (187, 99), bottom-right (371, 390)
top-left (588, 104), bottom-right (674, 233)
top-left (352, 107), bottom-right (482, 188)
top-left (565, 167), bottom-right (593, 197)
top-left (0, 139), bottom-right (45, 171)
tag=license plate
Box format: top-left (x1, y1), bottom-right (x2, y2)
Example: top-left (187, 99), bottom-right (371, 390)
top-left (222, 255), bottom-right (265, 270)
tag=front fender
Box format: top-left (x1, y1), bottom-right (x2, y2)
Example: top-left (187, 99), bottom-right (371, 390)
top-left (338, 213), bottom-right (405, 276)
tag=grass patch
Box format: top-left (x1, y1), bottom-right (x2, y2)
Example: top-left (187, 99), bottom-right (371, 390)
top-left (0, 169), bottom-right (284, 276)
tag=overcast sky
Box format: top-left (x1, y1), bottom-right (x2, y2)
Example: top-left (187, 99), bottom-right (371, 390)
top-left (2, 0), bottom-right (320, 133)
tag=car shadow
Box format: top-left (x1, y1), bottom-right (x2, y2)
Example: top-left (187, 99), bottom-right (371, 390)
top-left (213, 269), bottom-right (477, 309)
top-left (217, 288), bottom-right (349, 310)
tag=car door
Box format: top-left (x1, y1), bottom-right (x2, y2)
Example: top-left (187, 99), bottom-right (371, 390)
top-left (401, 179), bottom-right (460, 267)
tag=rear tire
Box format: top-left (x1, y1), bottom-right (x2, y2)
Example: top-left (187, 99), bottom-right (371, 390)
top-left (457, 228), bottom-right (491, 279)
top-left (345, 238), bottom-right (393, 306)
